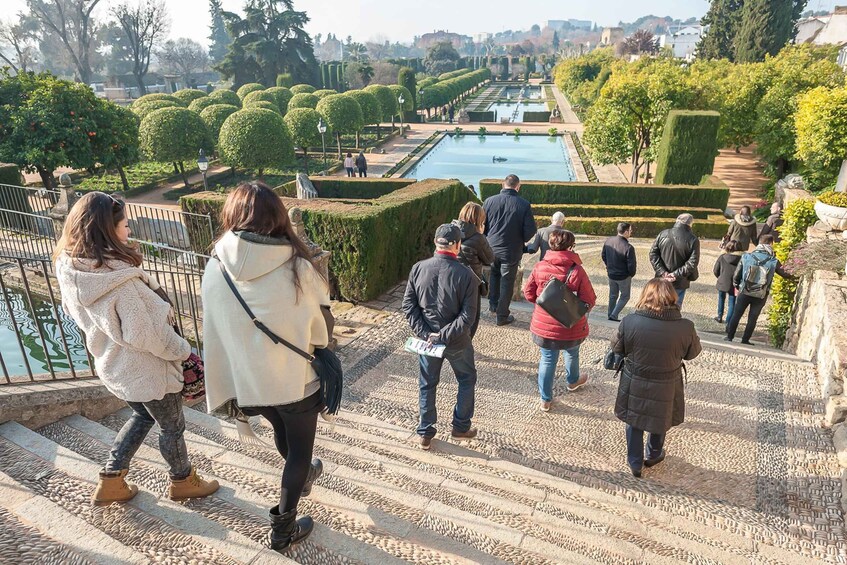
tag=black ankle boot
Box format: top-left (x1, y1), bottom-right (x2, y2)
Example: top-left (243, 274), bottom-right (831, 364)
top-left (301, 458), bottom-right (323, 497)
top-left (269, 506), bottom-right (314, 552)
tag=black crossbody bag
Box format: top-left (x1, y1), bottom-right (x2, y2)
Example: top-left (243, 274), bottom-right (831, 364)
top-left (217, 262), bottom-right (343, 415)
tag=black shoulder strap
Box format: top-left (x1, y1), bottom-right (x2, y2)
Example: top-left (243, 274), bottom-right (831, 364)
top-left (217, 260), bottom-right (315, 363)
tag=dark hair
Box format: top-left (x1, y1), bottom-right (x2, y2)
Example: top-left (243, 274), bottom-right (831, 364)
top-left (760, 233), bottom-right (775, 245)
top-left (548, 229), bottom-right (575, 251)
top-left (617, 222), bottom-right (631, 235)
top-left (219, 181), bottom-right (324, 293)
top-left (504, 174), bottom-right (520, 188)
top-left (724, 240), bottom-right (740, 253)
top-left (346, 152), bottom-right (352, 157)
top-left (740, 205), bottom-right (751, 215)
top-left (54, 192), bottom-right (142, 268)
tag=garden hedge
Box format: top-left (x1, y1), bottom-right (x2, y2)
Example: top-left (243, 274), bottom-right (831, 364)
top-left (477, 179), bottom-right (729, 209)
top-left (265, 86), bottom-right (293, 114)
top-left (468, 111), bottom-right (495, 122)
top-left (277, 177), bottom-right (415, 199)
top-left (199, 104), bottom-right (240, 145)
top-left (132, 99), bottom-right (181, 120)
top-left (244, 100), bottom-right (281, 114)
top-left (180, 178), bottom-right (474, 301)
top-left (236, 83), bottom-right (264, 100)
top-left (530, 204), bottom-right (718, 220)
top-left (654, 110), bottom-right (721, 186)
top-left (290, 84), bottom-right (316, 95)
top-left (242, 89), bottom-right (280, 108)
top-left (207, 89), bottom-right (241, 107)
top-left (288, 93), bottom-right (319, 110)
top-left (134, 93), bottom-right (181, 106)
top-left (522, 111), bottom-right (551, 122)
top-left (172, 89), bottom-right (207, 105)
top-left (537, 215), bottom-right (728, 239)
top-left (188, 97), bottom-right (219, 113)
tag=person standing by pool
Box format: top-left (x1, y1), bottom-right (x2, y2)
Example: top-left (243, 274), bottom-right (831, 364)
top-left (344, 152), bottom-right (355, 177)
top-left (355, 151), bottom-right (368, 177)
top-left (526, 211), bottom-right (565, 261)
top-left (483, 174), bottom-right (537, 326)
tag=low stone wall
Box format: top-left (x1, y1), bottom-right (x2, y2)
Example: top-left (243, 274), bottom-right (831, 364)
top-left (0, 377), bottom-right (125, 429)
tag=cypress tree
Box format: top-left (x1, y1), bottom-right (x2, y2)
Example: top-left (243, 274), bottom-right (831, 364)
top-left (208, 0), bottom-right (231, 64)
top-left (734, 0), bottom-right (802, 63)
top-left (337, 63), bottom-right (345, 92)
top-left (696, 0), bottom-right (745, 61)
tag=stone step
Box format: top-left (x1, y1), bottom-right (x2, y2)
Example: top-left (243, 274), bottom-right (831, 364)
top-left (0, 421), bottom-right (245, 564)
top-left (331, 402), bottom-right (813, 565)
top-left (98, 407), bottom-right (482, 565)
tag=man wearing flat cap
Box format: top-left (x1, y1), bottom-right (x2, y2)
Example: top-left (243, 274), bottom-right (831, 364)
top-left (402, 223), bottom-right (480, 450)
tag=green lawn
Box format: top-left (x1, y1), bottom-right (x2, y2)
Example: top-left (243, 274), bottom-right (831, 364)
top-left (75, 161), bottom-right (199, 194)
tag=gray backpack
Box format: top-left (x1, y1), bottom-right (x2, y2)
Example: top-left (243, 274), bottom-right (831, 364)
top-left (742, 254), bottom-right (778, 299)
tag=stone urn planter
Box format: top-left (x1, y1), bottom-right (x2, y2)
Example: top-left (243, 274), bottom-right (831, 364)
top-left (814, 192), bottom-right (847, 231)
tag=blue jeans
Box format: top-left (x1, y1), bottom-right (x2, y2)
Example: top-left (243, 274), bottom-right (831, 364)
top-left (626, 425), bottom-right (665, 470)
top-left (488, 258), bottom-right (519, 322)
top-left (675, 288), bottom-right (687, 308)
top-left (537, 344), bottom-right (581, 402)
top-left (717, 290), bottom-right (736, 322)
top-left (417, 346), bottom-right (477, 438)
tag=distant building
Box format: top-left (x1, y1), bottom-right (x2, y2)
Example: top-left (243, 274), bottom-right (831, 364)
top-left (416, 30), bottom-right (472, 50)
top-left (657, 25), bottom-right (704, 60)
top-left (473, 32), bottom-right (492, 43)
top-left (600, 27), bottom-right (624, 46)
top-left (808, 6), bottom-right (847, 46)
top-left (795, 17), bottom-right (828, 44)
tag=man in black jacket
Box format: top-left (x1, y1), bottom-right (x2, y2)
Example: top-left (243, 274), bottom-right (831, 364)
top-left (402, 223), bottom-right (479, 450)
top-left (483, 174), bottom-right (536, 325)
top-left (602, 222), bottom-right (637, 321)
top-left (649, 214), bottom-right (700, 308)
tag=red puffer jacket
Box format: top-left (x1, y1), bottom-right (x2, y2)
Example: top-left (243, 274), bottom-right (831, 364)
top-left (523, 250), bottom-right (597, 342)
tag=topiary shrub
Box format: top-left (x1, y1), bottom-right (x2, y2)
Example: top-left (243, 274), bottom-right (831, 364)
top-left (236, 83), bottom-right (264, 100)
top-left (265, 86), bottom-right (293, 114)
top-left (172, 89), bottom-right (207, 105)
top-left (345, 90), bottom-right (380, 146)
top-left (199, 104), bottom-right (240, 147)
top-left (364, 84), bottom-right (396, 137)
top-left (207, 89), bottom-right (241, 107)
top-left (242, 89), bottom-right (279, 107)
top-left (283, 107), bottom-right (327, 171)
top-left (139, 107), bottom-right (213, 187)
top-left (654, 110), bottom-right (721, 186)
top-left (389, 84), bottom-right (414, 116)
top-left (768, 197), bottom-right (818, 347)
top-left (244, 100), bottom-right (281, 114)
top-left (276, 73), bottom-right (294, 88)
top-left (313, 89), bottom-right (338, 100)
top-left (316, 94), bottom-right (364, 157)
top-left (290, 84), bottom-right (316, 95)
top-left (134, 93), bottom-right (181, 107)
top-left (288, 93), bottom-right (319, 110)
top-left (218, 108), bottom-right (294, 176)
top-left (132, 99), bottom-right (181, 121)
top-left (188, 97), bottom-right (219, 113)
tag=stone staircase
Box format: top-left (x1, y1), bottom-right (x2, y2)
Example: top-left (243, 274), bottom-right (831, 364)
top-left (0, 399), bottom-right (833, 564)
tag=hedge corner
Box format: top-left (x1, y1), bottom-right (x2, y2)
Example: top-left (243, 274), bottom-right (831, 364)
top-left (654, 110), bottom-right (721, 186)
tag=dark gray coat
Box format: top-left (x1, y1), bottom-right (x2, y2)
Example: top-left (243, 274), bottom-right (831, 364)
top-left (453, 219), bottom-right (494, 277)
top-left (526, 224), bottom-right (562, 261)
top-left (482, 188), bottom-right (536, 263)
top-left (649, 223), bottom-right (700, 290)
top-left (611, 307), bottom-right (702, 434)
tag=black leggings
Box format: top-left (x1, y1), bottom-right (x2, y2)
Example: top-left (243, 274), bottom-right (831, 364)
top-left (242, 392), bottom-right (321, 513)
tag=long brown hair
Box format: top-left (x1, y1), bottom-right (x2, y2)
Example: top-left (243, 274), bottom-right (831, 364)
top-left (458, 202), bottom-right (485, 231)
top-left (218, 181), bottom-right (323, 292)
top-left (636, 278), bottom-right (678, 312)
top-left (53, 192), bottom-right (142, 267)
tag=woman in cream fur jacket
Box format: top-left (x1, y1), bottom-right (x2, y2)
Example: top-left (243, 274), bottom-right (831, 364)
top-left (55, 192), bottom-right (218, 506)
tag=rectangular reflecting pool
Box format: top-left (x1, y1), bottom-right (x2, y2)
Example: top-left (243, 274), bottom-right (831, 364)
top-left (487, 101), bottom-right (549, 123)
top-left (402, 134), bottom-right (575, 190)
top-left (502, 86), bottom-right (542, 100)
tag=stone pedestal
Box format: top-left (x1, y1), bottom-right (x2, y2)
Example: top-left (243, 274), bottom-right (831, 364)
top-left (48, 173), bottom-right (79, 238)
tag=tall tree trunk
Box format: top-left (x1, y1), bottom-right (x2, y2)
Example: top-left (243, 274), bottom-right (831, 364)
top-left (37, 167), bottom-right (54, 191)
top-left (117, 164), bottom-right (130, 193)
top-left (356, 131), bottom-right (360, 149)
top-left (375, 124), bottom-right (381, 140)
top-left (644, 160), bottom-right (651, 184)
top-left (173, 162), bottom-right (180, 175)
top-left (135, 73), bottom-right (147, 96)
top-left (179, 162), bottom-right (189, 188)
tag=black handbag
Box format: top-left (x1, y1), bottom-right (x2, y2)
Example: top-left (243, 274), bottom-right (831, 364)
top-left (218, 262), bottom-right (343, 415)
top-left (479, 273), bottom-right (489, 298)
top-left (603, 348), bottom-right (624, 371)
top-left (536, 264), bottom-right (589, 328)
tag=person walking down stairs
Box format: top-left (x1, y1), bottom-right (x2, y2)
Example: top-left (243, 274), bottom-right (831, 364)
top-left (54, 192), bottom-right (219, 507)
top-left (202, 182), bottom-right (329, 553)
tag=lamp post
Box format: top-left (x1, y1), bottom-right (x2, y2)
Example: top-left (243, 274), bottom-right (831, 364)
top-left (398, 95), bottom-right (404, 134)
top-left (418, 88), bottom-right (424, 121)
top-left (197, 149), bottom-right (209, 191)
top-left (317, 118), bottom-right (328, 174)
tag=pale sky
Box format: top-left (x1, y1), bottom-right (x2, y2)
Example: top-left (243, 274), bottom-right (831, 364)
top-left (4, 0), bottom-right (843, 46)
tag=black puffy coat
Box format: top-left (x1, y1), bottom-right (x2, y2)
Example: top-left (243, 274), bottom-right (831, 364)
top-left (482, 188), bottom-right (536, 263)
top-left (611, 307), bottom-right (702, 434)
top-left (452, 219), bottom-right (494, 277)
top-left (649, 223), bottom-right (701, 290)
top-left (712, 252), bottom-right (742, 293)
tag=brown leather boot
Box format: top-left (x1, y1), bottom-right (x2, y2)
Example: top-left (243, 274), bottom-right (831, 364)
top-left (91, 469), bottom-right (138, 506)
top-left (168, 466), bottom-right (219, 501)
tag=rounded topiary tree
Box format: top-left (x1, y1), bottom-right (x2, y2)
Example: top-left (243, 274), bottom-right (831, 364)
top-left (242, 89), bottom-right (279, 107)
top-left (346, 90), bottom-right (380, 147)
top-left (236, 83), bottom-right (264, 100)
top-left (313, 89), bottom-right (337, 100)
top-left (172, 89), bottom-right (207, 105)
top-left (288, 93), bottom-right (319, 110)
top-left (265, 86), bottom-right (293, 115)
top-left (139, 107), bottom-right (213, 187)
top-left (133, 99), bottom-right (181, 121)
top-left (284, 107), bottom-right (329, 172)
top-left (188, 97), bottom-right (219, 113)
top-left (200, 104), bottom-right (240, 148)
top-left (134, 92), bottom-right (181, 106)
top-left (290, 84), bottom-right (316, 95)
top-left (316, 94), bottom-right (363, 158)
top-left (389, 84), bottom-right (414, 128)
top-left (219, 108), bottom-right (294, 177)
top-left (244, 100), bottom-right (281, 114)
top-left (207, 89), bottom-right (242, 107)
top-left (276, 73), bottom-right (294, 87)
top-left (364, 84), bottom-right (397, 138)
